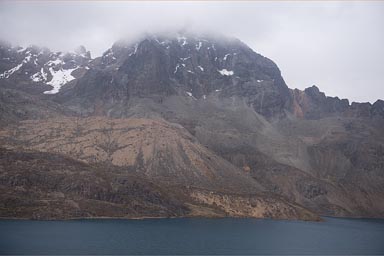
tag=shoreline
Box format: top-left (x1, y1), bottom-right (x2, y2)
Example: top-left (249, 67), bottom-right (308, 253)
top-left (1, 215), bottom-right (382, 222)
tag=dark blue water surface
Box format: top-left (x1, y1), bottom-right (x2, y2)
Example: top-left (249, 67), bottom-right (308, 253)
top-left (0, 217), bottom-right (383, 255)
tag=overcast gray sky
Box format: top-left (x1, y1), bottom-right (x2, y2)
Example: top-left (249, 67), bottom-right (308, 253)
top-left (0, 1), bottom-right (383, 103)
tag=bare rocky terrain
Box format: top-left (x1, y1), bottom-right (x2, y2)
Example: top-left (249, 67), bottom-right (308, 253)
top-left (0, 31), bottom-right (383, 220)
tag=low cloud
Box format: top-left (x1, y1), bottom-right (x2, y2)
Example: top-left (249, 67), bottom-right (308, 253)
top-left (0, 1), bottom-right (383, 102)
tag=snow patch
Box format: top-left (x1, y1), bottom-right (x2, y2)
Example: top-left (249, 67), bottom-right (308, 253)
top-left (41, 68), bottom-right (47, 80)
top-left (154, 38), bottom-right (161, 44)
top-left (256, 80), bottom-right (264, 83)
top-left (133, 44), bottom-right (139, 54)
top-left (78, 52), bottom-right (88, 58)
top-left (178, 36), bottom-right (187, 46)
top-left (30, 73), bottom-right (41, 82)
top-left (47, 59), bottom-right (62, 66)
top-left (198, 66), bottom-right (204, 71)
top-left (186, 91), bottom-right (197, 100)
top-left (174, 63), bottom-right (181, 74)
top-left (223, 54), bottom-right (230, 61)
top-left (44, 67), bottom-right (77, 94)
top-left (30, 68), bottom-right (48, 83)
top-left (155, 38), bottom-right (168, 46)
top-left (218, 69), bottom-right (234, 76)
top-left (23, 54), bottom-right (32, 63)
top-left (0, 63), bottom-right (22, 78)
top-left (104, 50), bottom-right (113, 58)
top-left (129, 43), bottom-right (139, 56)
top-left (0, 54), bottom-right (32, 79)
top-left (196, 41), bottom-right (202, 50)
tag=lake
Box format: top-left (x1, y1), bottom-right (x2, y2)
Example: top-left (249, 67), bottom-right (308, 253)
top-left (0, 217), bottom-right (383, 255)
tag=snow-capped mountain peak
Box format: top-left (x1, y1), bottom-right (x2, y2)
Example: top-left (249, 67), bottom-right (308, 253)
top-left (0, 43), bottom-right (92, 94)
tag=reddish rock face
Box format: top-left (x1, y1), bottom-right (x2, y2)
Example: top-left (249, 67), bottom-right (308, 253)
top-left (290, 86), bottom-right (350, 119)
top-left (290, 85), bottom-right (383, 120)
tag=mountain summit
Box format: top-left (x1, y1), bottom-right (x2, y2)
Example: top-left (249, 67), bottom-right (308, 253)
top-left (57, 32), bottom-right (291, 119)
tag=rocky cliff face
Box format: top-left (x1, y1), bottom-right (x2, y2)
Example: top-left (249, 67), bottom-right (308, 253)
top-left (0, 31), bottom-right (383, 220)
top-left (291, 85), bottom-right (384, 119)
top-left (57, 32), bottom-right (291, 119)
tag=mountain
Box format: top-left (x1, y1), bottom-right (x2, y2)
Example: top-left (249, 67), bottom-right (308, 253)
top-left (56, 33), bottom-right (291, 119)
top-left (0, 31), bottom-right (383, 220)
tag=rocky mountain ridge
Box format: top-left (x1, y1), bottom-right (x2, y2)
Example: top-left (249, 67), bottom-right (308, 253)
top-left (2, 35), bottom-right (381, 120)
top-left (0, 41), bottom-right (91, 94)
top-left (291, 85), bottom-right (384, 119)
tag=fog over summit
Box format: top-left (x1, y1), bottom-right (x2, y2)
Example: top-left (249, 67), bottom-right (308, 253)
top-left (0, 1), bottom-right (383, 102)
